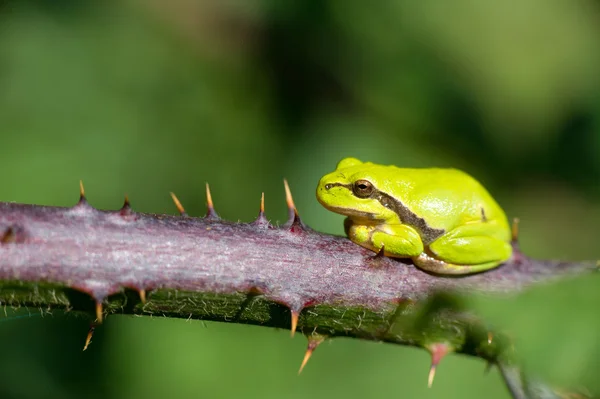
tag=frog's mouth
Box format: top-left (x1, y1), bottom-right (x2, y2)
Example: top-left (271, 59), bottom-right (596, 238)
top-left (318, 203), bottom-right (379, 221)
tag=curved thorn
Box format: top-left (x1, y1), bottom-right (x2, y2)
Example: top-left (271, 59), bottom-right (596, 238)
top-left (375, 244), bottom-right (386, 258)
top-left (283, 179), bottom-right (295, 210)
top-left (83, 324), bottom-right (96, 351)
top-left (95, 302), bottom-right (103, 324)
top-left (298, 335), bottom-right (326, 374)
top-left (290, 311), bottom-right (299, 338)
top-left (205, 183), bottom-right (219, 219)
top-left (170, 192), bottom-right (187, 216)
top-left (283, 179), bottom-right (297, 221)
top-left (139, 289), bottom-right (147, 304)
top-left (511, 218), bottom-right (520, 242)
top-left (283, 179), bottom-right (307, 231)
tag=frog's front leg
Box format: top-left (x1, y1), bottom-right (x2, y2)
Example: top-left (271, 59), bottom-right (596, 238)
top-left (415, 222), bottom-right (512, 275)
top-left (345, 219), bottom-right (424, 258)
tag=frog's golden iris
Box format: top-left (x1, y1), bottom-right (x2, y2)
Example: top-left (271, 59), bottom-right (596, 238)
top-left (316, 157), bottom-right (512, 275)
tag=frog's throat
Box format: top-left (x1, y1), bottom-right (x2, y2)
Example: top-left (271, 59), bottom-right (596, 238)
top-left (324, 182), bottom-right (446, 245)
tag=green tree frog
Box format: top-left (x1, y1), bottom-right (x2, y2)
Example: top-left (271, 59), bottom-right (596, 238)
top-left (316, 158), bottom-right (512, 275)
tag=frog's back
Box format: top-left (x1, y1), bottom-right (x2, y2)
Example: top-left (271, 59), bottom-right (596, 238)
top-left (385, 166), bottom-right (509, 231)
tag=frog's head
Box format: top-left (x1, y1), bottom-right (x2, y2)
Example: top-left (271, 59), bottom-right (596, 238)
top-left (316, 157), bottom-right (398, 223)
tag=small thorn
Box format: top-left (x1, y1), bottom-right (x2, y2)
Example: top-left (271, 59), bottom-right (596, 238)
top-left (170, 192), bottom-right (188, 216)
top-left (427, 343), bottom-right (452, 388)
top-left (83, 324), bottom-right (96, 351)
top-left (205, 183), bottom-right (219, 220)
top-left (120, 195), bottom-right (132, 216)
top-left (260, 192), bottom-right (265, 214)
top-left (139, 289), bottom-right (147, 304)
top-left (95, 302), bottom-right (103, 323)
top-left (298, 335), bottom-right (326, 374)
top-left (298, 350), bottom-right (313, 375)
top-left (428, 365), bottom-right (437, 388)
top-left (253, 192), bottom-right (270, 227)
top-left (1, 226), bottom-right (15, 244)
top-left (77, 180), bottom-right (88, 205)
top-left (375, 244), bottom-right (386, 258)
top-left (487, 331), bottom-right (493, 345)
top-left (290, 311), bottom-right (299, 337)
top-left (511, 218), bottom-right (520, 242)
top-left (283, 179), bottom-right (297, 221)
top-left (283, 180), bottom-right (308, 232)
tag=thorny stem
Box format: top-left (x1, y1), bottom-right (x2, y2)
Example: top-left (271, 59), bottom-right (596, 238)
top-left (0, 188), bottom-right (597, 399)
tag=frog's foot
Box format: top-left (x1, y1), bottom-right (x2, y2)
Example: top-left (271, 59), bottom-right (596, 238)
top-left (412, 253), bottom-right (502, 275)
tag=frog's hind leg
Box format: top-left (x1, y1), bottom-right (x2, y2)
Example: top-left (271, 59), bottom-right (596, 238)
top-left (414, 223), bottom-right (512, 275)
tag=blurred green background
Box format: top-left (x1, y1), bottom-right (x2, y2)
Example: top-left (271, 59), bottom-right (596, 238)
top-left (0, 0), bottom-right (598, 398)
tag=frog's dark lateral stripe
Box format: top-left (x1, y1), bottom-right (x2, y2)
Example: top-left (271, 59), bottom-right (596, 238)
top-left (326, 183), bottom-right (446, 245)
top-left (375, 191), bottom-right (445, 244)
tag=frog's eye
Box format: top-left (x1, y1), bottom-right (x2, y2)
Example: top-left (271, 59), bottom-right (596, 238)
top-left (352, 179), bottom-right (374, 198)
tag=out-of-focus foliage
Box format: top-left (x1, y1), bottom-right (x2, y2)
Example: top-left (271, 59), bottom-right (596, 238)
top-left (0, 1), bottom-right (598, 398)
